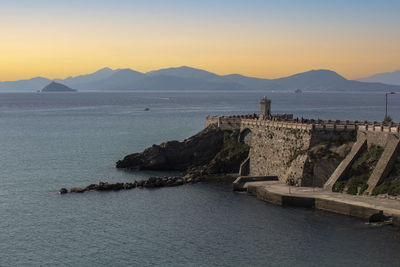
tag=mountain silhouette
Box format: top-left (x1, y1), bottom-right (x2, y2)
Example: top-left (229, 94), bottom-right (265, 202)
top-left (358, 70), bottom-right (400, 86)
top-left (0, 77), bottom-right (51, 92)
top-left (86, 69), bottom-right (145, 90)
top-left (1, 66), bottom-right (400, 92)
top-left (147, 66), bottom-right (222, 82)
top-left (55, 67), bottom-right (117, 87)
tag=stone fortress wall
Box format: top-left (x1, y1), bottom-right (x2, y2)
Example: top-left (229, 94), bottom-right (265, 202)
top-left (205, 98), bottom-right (400, 194)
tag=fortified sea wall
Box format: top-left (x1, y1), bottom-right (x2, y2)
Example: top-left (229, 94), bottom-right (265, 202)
top-left (205, 115), bottom-right (400, 193)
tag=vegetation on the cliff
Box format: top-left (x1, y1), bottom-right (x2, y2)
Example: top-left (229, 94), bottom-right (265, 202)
top-left (372, 177), bottom-right (400, 196)
top-left (204, 131), bottom-right (249, 174)
top-left (221, 132), bottom-right (249, 159)
top-left (333, 144), bottom-right (383, 194)
top-left (372, 163), bottom-right (400, 196)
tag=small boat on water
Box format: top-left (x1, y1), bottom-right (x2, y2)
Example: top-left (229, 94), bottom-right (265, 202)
top-left (295, 89), bottom-right (303, 94)
top-left (144, 108), bottom-right (150, 111)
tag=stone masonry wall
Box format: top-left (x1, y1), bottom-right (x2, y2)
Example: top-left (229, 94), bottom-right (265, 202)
top-left (240, 122), bottom-right (356, 186)
top-left (243, 125), bottom-right (312, 184)
top-left (205, 116), bottom-right (377, 186)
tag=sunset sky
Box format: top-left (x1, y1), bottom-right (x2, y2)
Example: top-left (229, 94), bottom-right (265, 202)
top-left (1, 0), bottom-right (399, 81)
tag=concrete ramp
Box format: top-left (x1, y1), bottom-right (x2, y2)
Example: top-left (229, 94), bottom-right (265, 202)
top-left (238, 156), bottom-right (250, 176)
top-left (365, 135), bottom-right (400, 195)
top-left (324, 136), bottom-right (367, 191)
top-left (232, 176), bottom-right (278, 191)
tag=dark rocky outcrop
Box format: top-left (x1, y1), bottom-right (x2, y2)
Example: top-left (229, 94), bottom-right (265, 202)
top-left (182, 131), bottom-right (250, 182)
top-left (117, 125), bottom-right (229, 171)
top-left (302, 142), bottom-right (353, 187)
top-left (62, 127), bottom-right (249, 195)
top-left (116, 126), bottom-right (249, 182)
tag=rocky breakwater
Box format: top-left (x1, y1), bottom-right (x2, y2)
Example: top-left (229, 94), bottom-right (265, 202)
top-left (60, 125), bottom-right (250, 194)
top-left (59, 177), bottom-right (185, 194)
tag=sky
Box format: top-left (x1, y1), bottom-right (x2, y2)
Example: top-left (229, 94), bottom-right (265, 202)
top-left (0, 0), bottom-right (399, 81)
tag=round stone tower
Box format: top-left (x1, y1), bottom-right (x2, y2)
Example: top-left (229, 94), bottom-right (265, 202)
top-left (260, 96), bottom-right (271, 119)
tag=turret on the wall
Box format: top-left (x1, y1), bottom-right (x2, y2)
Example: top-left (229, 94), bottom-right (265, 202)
top-left (260, 96), bottom-right (271, 119)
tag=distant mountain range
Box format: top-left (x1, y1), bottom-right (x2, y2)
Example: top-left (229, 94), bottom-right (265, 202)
top-left (1, 66), bottom-right (400, 92)
top-left (358, 70), bottom-right (400, 86)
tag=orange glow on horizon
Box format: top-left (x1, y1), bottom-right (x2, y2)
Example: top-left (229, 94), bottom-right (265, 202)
top-left (1, 3), bottom-right (399, 81)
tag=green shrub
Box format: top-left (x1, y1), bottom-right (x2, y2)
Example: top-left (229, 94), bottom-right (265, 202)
top-left (345, 174), bottom-right (369, 195)
top-left (373, 177), bottom-right (400, 196)
top-left (372, 183), bottom-right (389, 196)
top-left (350, 144), bottom-right (383, 173)
top-left (220, 132), bottom-right (249, 159)
top-left (333, 181), bottom-right (346, 193)
top-left (335, 144), bottom-right (383, 195)
top-left (359, 183), bottom-right (369, 194)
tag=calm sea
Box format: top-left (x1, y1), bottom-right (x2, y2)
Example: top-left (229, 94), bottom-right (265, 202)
top-left (0, 91), bottom-right (399, 266)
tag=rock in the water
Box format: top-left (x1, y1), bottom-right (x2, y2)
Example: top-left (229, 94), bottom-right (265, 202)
top-left (70, 187), bottom-right (86, 193)
top-left (61, 176), bottom-right (192, 194)
top-left (369, 211), bottom-right (391, 223)
top-left (58, 188), bottom-right (68, 194)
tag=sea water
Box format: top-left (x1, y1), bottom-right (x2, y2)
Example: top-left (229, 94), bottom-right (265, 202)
top-left (0, 91), bottom-right (400, 266)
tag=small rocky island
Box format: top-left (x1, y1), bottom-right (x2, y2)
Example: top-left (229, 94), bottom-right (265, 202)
top-left (41, 81), bottom-right (77, 92)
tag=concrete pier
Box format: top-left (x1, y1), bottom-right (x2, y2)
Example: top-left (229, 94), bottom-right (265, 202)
top-left (240, 181), bottom-right (400, 226)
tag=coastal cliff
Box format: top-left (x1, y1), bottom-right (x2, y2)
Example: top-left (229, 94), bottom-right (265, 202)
top-left (60, 125), bottom-right (250, 194)
top-left (116, 125), bottom-right (250, 181)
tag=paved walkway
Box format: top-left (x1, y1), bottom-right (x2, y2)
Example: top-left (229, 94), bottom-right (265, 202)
top-left (244, 181), bottom-right (400, 217)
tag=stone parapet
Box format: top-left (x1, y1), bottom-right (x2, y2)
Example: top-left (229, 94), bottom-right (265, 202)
top-left (207, 115), bottom-right (400, 134)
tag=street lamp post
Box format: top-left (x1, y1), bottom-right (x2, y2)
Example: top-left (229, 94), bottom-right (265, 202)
top-left (385, 92), bottom-right (395, 121)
